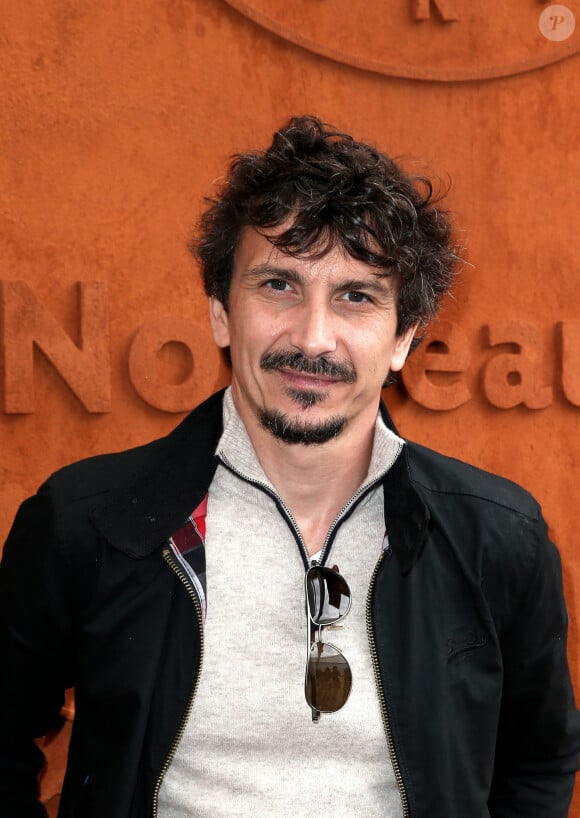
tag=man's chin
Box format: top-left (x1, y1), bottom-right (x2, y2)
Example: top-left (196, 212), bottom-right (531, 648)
top-left (283, 385), bottom-right (329, 410)
top-left (258, 408), bottom-right (346, 446)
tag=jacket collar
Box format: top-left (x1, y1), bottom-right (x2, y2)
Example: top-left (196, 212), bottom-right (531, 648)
top-left (90, 390), bottom-right (224, 559)
top-left (91, 390), bottom-right (429, 573)
top-left (379, 402), bottom-right (431, 574)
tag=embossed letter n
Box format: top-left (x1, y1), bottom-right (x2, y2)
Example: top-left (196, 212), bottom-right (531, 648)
top-left (1, 281), bottom-right (110, 413)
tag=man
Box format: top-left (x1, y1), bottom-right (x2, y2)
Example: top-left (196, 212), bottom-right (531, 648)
top-left (1, 115), bottom-right (579, 818)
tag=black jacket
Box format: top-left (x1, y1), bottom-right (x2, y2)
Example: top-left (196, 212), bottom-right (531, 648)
top-left (1, 390), bottom-right (579, 817)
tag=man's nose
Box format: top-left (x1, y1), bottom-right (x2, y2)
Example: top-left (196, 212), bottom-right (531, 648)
top-left (288, 301), bottom-right (338, 358)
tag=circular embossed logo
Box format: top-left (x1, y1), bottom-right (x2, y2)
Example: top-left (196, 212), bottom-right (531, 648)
top-left (223, 0), bottom-right (580, 81)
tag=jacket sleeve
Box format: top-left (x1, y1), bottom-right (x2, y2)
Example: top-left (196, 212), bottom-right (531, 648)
top-left (0, 483), bottom-right (81, 818)
top-left (488, 511), bottom-right (580, 817)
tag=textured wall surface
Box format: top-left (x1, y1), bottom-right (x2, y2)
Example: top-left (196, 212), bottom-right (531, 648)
top-left (1, 0), bottom-right (579, 811)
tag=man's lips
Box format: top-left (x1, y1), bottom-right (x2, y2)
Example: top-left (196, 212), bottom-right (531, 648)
top-left (277, 368), bottom-right (341, 388)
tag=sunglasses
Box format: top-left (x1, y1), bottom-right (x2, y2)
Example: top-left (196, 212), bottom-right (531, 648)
top-left (305, 563), bottom-right (352, 722)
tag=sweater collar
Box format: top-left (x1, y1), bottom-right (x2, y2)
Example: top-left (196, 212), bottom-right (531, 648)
top-left (216, 386), bottom-right (405, 494)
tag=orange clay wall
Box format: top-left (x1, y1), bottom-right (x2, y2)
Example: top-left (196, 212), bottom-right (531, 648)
top-left (1, 1), bottom-right (580, 812)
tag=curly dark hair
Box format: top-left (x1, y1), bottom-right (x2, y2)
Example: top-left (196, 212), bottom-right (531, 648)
top-left (194, 115), bottom-right (459, 347)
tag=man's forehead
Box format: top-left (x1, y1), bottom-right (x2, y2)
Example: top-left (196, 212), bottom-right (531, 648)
top-left (234, 225), bottom-right (395, 286)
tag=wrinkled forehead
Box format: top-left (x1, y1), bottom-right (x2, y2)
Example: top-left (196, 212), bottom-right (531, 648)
top-left (232, 225), bottom-right (399, 292)
top-left (239, 217), bottom-right (395, 268)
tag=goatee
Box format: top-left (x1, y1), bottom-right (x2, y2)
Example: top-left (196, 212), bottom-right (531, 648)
top-left (258, 349), bottom-right (354, 444)
top-left (259, 409), bottom-right (346, 446)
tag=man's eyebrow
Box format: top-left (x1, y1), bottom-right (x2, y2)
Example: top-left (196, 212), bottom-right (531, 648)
top-left (339, 277), bottom-right (396, 298)
top-left (244, 263), bottom-right (302, 283)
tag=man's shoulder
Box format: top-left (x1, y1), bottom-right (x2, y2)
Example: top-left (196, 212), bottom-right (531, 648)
top-left (44, 436), bottom-right (166, 507)
top-left (400, 441), bottom-right (551, 603)
top-left (25, 390), bottom-right (225, 556)
top-left (42, 389), bottom-right (225, 509)
top-left (403, 439), bottom-right (540, 521)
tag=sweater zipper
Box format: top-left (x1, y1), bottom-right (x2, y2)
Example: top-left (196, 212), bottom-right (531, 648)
top-left (366, 551), bottom-right (409, 818)
top-left (219, 446), bottom-right (408, 813)
top-left (151, 546), bottom-right (205, 818)
top-left (218, 453), bottom-right (311, 564)
top-left (218, 452), bottom-right (388, 568)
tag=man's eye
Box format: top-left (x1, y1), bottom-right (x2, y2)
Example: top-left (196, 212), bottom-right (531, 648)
top-left (343, 290), bottom-right (369, 303)
top-left (265, 279), bottom-right (291, 291)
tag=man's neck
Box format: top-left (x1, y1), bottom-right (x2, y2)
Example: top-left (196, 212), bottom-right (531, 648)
top-left (233, 398), bottom-right (377, 555)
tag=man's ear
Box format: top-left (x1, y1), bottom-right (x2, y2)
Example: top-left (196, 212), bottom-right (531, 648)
top-left (208, 297), bottom-right (230, 349)
top-left (390, 322), bottom-right (420, 373)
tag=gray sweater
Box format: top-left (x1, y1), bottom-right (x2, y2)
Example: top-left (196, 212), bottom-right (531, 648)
top-left (158, 389), bottom-right (404, 817)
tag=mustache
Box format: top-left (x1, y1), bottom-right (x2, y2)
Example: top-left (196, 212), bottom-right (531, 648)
top-left (260, 350), bottom-right (357, 383)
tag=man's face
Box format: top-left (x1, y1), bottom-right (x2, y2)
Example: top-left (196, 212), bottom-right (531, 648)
top-left (209, 227), bottom-right (417, 446)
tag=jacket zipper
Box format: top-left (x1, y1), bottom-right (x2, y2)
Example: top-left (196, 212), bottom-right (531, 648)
top-left (366, 552), bottom-right (410, 818)
top-left (151, 546), bottom-right (205, 818)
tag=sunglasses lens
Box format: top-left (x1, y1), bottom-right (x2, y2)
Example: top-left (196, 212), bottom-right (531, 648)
top-left (307, 566), bottom-right (351, 626)
top-left (306, 642), bottom-right (352, 713)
